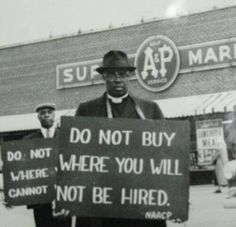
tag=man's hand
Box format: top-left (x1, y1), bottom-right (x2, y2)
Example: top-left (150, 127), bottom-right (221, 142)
top-left (170, 218), bottom-right (183, 223)
top-left (53, 208), bottom-right (70, 218)
top-left (52, 200), bottom-right (70, 218)
top-left (0, 192), bottom-right (14, 209)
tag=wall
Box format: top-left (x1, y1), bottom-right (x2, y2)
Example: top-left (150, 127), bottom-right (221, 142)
top-left (1, 6), bottom-right (236, 116)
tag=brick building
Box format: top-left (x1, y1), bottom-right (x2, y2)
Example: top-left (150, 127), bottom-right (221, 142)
top-left (1, 6), bottom-right (236, 179)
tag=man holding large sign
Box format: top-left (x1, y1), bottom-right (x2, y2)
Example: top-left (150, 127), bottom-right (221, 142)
top-left (70, 50), bottom-right (179, 227)
top-left (57, 117), bottom-right (190, 226)
top-left (22, 103), bottom-right (71, 227)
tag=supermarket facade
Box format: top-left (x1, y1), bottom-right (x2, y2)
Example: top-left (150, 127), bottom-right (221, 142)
top-left (1, 6), bottom-right (236, 179)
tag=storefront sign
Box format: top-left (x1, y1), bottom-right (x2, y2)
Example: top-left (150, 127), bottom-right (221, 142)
top-left (56, 116), bottom-right (190, 221)
top-left (2, 139), bottom-right (58, 206)
top-left (57, 59), bottom-right (102, 89)
top-left (196, 119), bottom-right (224, 166)
top-left (135, 35), bottom-right (180, 92)
top-left (56, 56), bottom-right (136, 89)
top-left (179, 38), bottom-right (236, 73)
top-left (57, 37), bottom-right (236, 92)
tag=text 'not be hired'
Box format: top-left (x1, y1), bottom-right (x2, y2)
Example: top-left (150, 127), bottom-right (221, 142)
top-left (56, 116), bottom-right (190, 221)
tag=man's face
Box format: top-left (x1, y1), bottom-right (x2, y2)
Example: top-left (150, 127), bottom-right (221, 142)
top-left (37, 108), bottom-right (55, 129)
top-left (103, 69), bottom-right (130, 97)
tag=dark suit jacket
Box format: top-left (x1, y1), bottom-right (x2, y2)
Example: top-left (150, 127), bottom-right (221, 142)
top-left (75, 93), bottom-right (166, 227)
top-left (24, 128), bottom-right (71, 227)
top-left (24, 128), bottom-right (59, 139)
top-left (75, 93), bottom-right (164, 120)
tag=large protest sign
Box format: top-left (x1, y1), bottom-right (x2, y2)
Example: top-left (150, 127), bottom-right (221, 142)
top-left (2, 138), bottom-right (58, 206)
top-left (56, 116), bottom-right (190, 221)
top-left (196, 119), bottom-right (224, 166)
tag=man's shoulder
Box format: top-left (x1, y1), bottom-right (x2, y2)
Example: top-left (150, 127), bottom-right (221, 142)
top-left (132, 96), bottom-right (156, 107)
top-left (132, 96), bottom-right (164, 119)
top-left (23, 130), bottom-right (42, 139)
top-left (75, 95), bottom-right (105, 116)
top-left (80, 96), bottom-right (104, 107)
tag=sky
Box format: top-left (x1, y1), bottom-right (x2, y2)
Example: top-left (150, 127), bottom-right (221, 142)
top-left (0, 0), bottom-right (236, 46)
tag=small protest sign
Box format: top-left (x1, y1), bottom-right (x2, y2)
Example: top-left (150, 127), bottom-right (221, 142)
top-left (2, 138), bottom-right (58, 206)
top-left (56, 116), bottom-right (190, 221)
top-left (196, 119), bottom-right (224, 166)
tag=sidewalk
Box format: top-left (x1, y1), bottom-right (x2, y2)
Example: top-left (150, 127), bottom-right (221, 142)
top-left (0, 200), bottom-right (34, 227)
top-left (168, 185), bottom-right (236, 227)
top-left (0, 185), bottom-right (235, 227)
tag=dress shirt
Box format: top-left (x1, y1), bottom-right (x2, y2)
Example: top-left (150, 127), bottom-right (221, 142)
top-left (41, 126), bottom-right (56, 138)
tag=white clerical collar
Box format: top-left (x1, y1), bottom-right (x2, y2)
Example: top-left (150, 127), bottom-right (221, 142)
top-left (41, 126), bottom-right (56, 138)
top-left (107, 93), bottom-right (129, 103)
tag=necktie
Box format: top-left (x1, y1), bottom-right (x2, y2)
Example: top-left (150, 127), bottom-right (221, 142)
top-left (46, 129), bottom-right (50, 138)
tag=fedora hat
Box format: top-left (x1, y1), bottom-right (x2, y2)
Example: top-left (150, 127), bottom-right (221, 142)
top-left (96, 50), bottom-right (136, 74)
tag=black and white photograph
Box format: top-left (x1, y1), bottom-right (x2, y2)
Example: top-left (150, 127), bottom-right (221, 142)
top-left (0, 0), bottom-right (236, 227)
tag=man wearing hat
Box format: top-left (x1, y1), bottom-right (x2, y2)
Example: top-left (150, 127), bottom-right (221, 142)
top-left (75, 50), bottom-right (166, 227)
top-left (24, 103), bottom-right (71, 227)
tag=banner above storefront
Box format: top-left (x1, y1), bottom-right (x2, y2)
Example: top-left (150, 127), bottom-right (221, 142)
top-left (57, 36), bottom-right (236, 91)
top-left (179, 38), bottom-right (236, 73)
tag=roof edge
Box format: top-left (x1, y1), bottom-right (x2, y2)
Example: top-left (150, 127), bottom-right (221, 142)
top-left (0, 5), bottom-right (236, 50)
